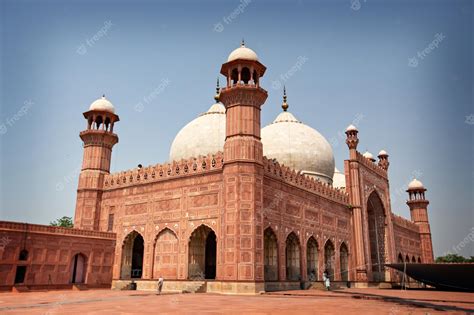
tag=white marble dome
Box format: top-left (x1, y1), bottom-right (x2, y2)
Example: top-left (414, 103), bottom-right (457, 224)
top-left (227, 43), bottom-right (258, 62)
top-left (408, 178), bottom-right (425, 190)
top-left (261, 111), bottom-right (335, 184)
top-left (332, 168), bottom-right (346, 189)
top-left (169, 102), bottom-right (225, 161)
top-left (89, 95), bottom-right (115, 113)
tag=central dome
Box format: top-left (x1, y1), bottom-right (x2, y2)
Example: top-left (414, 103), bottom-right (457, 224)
top-left (169, 102), bottom-right (225, 161)
top-left (261, 110), bottom-right (335, 184)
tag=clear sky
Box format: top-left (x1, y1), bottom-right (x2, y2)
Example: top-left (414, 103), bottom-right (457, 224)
top-left (0, 0), bottom-right (472, 258)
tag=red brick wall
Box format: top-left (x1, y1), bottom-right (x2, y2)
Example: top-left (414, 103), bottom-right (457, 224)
top-left (0, 221), bottom-right (115, 288)
top-left (262, 175), bottom-right (352, 282)
top-left (391, 214), bottom-right (423, 262)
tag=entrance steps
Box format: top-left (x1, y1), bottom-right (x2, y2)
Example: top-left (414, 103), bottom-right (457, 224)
top-left (72, 284), bottom-right (88, 291)
top-left (12, 285), bottom-right (29, 293)
top-left (182, 281), bottom-right (206, 293)
top-left (309, 281), bottom-right (349, 291)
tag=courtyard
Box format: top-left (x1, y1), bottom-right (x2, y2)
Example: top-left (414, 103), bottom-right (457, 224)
top-left (0, 288), bottom-right (473, 314)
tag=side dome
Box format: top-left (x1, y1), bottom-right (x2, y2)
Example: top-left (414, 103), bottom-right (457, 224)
top-left (261, 110), bottom-right (335, 184)
top-left (333, 168), bottom-right (346, 189)
top-left (227, 42), bottom-right (258, 62)
top-left (89, 95), bottom-right (115, 113)
top-left (408, 178), bottom-right (425, 190)
top-left (169, 102), bottom-right (225, 161)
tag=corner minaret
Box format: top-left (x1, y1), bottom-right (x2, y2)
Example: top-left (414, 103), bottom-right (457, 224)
top-left (377, 150), bottom-right (390, 170)
top-left (407, 179), bottom-right (434, 263)
top-left (218, 42), bottom-right (268, 291)
top-left (344, 124), bottom-right (369, 281)
top-left (74, 95), bottom-right (119, 230)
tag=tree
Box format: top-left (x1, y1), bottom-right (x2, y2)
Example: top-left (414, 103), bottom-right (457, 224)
top-left (50, 216), bottom-right (74, 228)
top-left (435, 254), bottom-right (471, 263)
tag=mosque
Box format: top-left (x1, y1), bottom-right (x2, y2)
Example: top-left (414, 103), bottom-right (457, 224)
top-left (0, 42), bottom-right (434, 294)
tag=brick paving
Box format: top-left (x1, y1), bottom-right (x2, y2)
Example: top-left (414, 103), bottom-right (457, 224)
top-left (0, 288), bottom-right (473, 314)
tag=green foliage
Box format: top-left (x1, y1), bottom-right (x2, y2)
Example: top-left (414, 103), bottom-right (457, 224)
top-left (435, 254), bottom-right (474, 263)
top-left (50, 216), bottom-right (74, 228)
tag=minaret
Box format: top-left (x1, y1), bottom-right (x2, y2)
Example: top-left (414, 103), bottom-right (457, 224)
top-left (218, 41), bottom-right (268, 290)
top-left (344, 124), bottom-right (368, 281)
top-left (74, 95), bottom-right (119, 230)
top-left (406, 179), bottom-right (434, 263)
top-left (377, 150), bottom-right (390, 170)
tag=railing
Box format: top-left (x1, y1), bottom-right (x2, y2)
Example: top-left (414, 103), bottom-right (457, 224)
top-left (0, 221), bottom-right (116, 239)
top-left (263, 157), bottom-right (349, 204)
top-left (355, 151), bottom-right (388, 179)
top-left (104, 152), bottom-right (224, 189)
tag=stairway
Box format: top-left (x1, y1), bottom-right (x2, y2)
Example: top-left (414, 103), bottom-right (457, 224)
top-left (183, 281), bottom-right (206, 293)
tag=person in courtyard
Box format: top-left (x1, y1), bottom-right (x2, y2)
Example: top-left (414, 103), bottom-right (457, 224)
top-left (157, 276), bottom-right (164, 295)
top-left (323, 270), bottom-right (330, 291)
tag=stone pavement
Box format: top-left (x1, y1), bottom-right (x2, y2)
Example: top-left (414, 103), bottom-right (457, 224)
top-left (0, 288), bottom-right (473, 314)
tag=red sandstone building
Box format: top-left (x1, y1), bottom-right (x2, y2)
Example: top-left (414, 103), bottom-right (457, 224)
top-left (0, 43), bottom-right (434, 294)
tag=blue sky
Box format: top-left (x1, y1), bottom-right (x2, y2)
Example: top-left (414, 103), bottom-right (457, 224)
top-left (0, 0), bottom-right (472, 258)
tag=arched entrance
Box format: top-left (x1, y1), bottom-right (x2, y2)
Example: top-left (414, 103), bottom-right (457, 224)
top-left (285, 232), bottom-right (301, 281)
top-left (367, 191), bottom-right (386, 282)
top-left (306, 237), bottom-right (318, 281)
top-left (398, 253), bottom-right (404, 263)
top-left (71, 253), bottom-right (87, 284)
top-left (121, 231), bottom-right (144, 279)
top-left (264, 228), bottom-right (278, 281)
top-left (153, 228), bottom-right (179, 279)
top-left (340, 243), bottom-right (349, 282)
top-left (324, 240), bottom-right (335, 281)
top-left (188, 225), bottom-right (216, 280)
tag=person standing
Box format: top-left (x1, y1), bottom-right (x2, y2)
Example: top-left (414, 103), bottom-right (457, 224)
top-left (323, 270), bottom-right (330, 291)
top-left (157, 276), bottom-right (164, 295)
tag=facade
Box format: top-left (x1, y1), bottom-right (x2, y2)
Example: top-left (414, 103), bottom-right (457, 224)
top-left (0, 221), bottom-right (115, 291)
top-left (0, 43), bottom-right (434, 293)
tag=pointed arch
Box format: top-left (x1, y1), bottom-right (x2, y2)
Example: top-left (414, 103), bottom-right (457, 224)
top-left (264, 227), bottom-right (278, 281)
top-left (285, 232), bottom-right (301, 281)
top-left (340, 242), bottom-right (349, 282)
top-left (324, 239), bottom-right (335, 281)
top-left (153, 228), bottom-right (179, 279)
top-left (306, 236), bottom-right (318, 281)
top-left (70, 253), bottom-right (87, 284)
top-left (367, 190), bottom-right (387, 282)
top-left (398, 253), bottom-right (404, 263)
top-left (120, 230), bottom-right (144, 279)
top-left (405, 254), bottom-right (410, 262)
top-left (188, 224), bottom-right (216, 280)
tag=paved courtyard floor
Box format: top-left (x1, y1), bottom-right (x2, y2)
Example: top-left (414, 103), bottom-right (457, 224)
top-left (0, 288), bottom-right (473, 314)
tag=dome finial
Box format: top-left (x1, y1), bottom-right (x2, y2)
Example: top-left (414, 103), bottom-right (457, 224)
top-left (214, 77), bottom-right (220, 102)
top-left (282, 86), bottom-right (289, 112)
top-left (241, 38), bottom-right (245, 47)
top-left (102, 94), bottom-right (106, 98)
